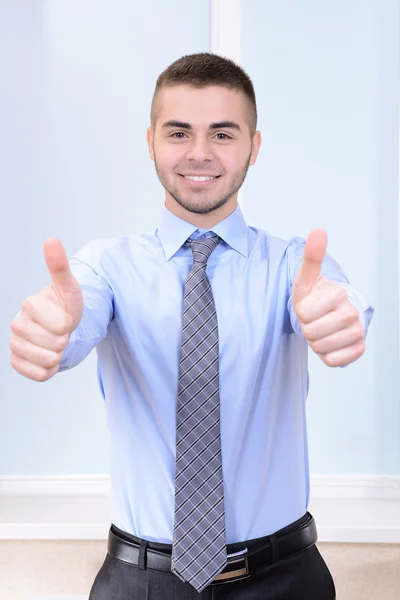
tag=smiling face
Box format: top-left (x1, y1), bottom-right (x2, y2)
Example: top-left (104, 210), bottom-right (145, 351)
top-left (147, 85), bottom-right (261, 226)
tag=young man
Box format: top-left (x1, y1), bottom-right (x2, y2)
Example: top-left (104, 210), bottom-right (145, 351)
top-left (10, 53), bottom-right (374, 599)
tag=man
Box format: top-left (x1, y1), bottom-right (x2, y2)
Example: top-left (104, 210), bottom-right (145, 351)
top-left (10, 53), bottom-right (374, 599)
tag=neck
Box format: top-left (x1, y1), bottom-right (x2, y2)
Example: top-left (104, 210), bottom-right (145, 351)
top-left (165, 195), bottom-right (238, 229)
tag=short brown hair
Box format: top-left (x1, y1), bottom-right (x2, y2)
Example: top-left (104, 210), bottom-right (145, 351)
top-left (150, 52), bottom-right (258, 136)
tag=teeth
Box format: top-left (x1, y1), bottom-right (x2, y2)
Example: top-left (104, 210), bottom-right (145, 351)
top-left (184, 176), bottom-right (216, 181)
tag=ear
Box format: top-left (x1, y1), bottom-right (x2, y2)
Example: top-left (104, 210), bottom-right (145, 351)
top-left (249, 130), bottom-right (262, 166)
top-left (146, 126), bottom-right (155, 161)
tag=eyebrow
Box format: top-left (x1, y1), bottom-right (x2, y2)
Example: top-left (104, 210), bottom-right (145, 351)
top-left (162, 120), bottom-right (241, 132)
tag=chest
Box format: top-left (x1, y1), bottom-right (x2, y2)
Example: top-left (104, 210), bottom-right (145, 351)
top-left (110, 255), bottom-right (293, 360)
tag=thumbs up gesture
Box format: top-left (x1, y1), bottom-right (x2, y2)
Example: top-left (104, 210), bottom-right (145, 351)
top-left (10, 238), bottom-right (84, 382)
top-left (292, 229), bottom-right (365, 367)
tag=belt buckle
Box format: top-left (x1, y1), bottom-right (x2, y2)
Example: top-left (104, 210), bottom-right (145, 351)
top-left (212, 547), bottom-right (249, 585)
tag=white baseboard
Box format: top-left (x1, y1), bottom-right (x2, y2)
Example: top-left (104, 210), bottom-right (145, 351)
top-left (1, 474), bottom-right (400, 542)
top-left (308, 475), bottom-right (400, 543)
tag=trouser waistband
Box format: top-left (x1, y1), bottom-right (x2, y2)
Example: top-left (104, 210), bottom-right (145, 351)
top-left (108, 512), bottom-right (318, 586)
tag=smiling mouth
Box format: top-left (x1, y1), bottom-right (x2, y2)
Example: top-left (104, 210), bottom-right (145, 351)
top-left (179, 174), bottom-right (222, 184)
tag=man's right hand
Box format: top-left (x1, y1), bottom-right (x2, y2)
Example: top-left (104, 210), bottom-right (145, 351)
top-left (9, 238), bottom-right (84, 382)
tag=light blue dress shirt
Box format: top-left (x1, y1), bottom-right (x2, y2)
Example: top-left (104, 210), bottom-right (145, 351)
top-left (59, 203), bottom-right (374, 543)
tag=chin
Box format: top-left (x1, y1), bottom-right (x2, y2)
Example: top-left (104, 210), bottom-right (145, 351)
top-left (166, 183), bottom-right (233, 215)
top-left (179, 198), bottom-right (228, 215)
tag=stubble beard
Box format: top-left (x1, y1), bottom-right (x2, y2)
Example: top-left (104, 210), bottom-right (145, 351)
top-left (153, 153), bottom-right (252, 215)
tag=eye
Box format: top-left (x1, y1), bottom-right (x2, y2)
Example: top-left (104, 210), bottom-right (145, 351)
top-left (169, 132), bottom-right (232, 140)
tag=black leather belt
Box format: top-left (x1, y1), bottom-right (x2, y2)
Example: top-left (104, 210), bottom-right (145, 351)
top-left (107, 512), bottom-right (318, 586)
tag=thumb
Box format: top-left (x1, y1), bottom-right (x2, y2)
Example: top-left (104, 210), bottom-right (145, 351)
top-left (44, 238), bottom-right (78, 294)
top-left (42, 238), bottom-right (84, 332)
top-left (292, 228), bottom-right (327, 305)
top-left (43, 238), bottom-right (84, 329)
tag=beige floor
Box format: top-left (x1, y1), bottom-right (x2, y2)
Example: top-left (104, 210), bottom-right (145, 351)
top-left (0, 540), bottom-right (399, 600)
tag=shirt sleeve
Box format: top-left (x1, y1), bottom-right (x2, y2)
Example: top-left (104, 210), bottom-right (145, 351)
top-left (58, 250), bottom-right (114, 372)
top-left (286, 237), bottom-right (374, 364)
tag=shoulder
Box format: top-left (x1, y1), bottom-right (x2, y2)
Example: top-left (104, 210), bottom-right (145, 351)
top-left (73, 230), bottom-right (155, 258)
top-left (247, 225), bottom-right (306, 263)
top-left (70, 230), bottom-right (156, 273)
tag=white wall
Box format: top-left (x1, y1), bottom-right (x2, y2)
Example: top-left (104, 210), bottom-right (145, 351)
top-left (0, 0), bottom-right (210, 474)
top-left (242, 0), bottom-right (399, 475)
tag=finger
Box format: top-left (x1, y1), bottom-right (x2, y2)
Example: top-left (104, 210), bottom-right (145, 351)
top-left (318, 340), bottom-right (365, 368)
top-left (10, 353), bottom-right (60, 382)
top-left (308, 322), bottom-right (365, 355)
top-left (9, 334), bottom-right (63, 370)
top-left (10, 311), bottom-right (70, 352)
top-left (301, 303), bottom-right (360, 340)
top-left (295, 283), bottom-right (348, 324)
top-left (20, 293), bottom-right (72, 336)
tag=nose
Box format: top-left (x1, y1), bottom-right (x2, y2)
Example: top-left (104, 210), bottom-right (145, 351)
top-left (185, 136), bottom-right (214, 162)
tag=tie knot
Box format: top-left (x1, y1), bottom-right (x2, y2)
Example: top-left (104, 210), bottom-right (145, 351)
top-left (186, 235), bottom-right (221, 265)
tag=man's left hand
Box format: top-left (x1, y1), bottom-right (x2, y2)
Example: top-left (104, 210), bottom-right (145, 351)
top-left (292, 229), bottom-right (365, 367)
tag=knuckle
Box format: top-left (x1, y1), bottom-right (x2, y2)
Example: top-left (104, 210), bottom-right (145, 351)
top-left (355, 323), bottom-right (365, 339)
top-left (54, 316), bottom-right (71, 336)
top-left (9, 336), bottom-right (17, 351)
top-left (356, 340), bottom-right (365, 356)
top-left (53, 323), bottom-right (64, 336)
top-left (339, 308), bottom-right (356, 327)
top-left (10, 353), bottom-right (20, 370)
top-left (312, 339), bottom-right (324, 353)
top-left (10, 338), bottom-right (23, 357)
top-left (21, 296), bottom-right (34, 312)
top-left (324, 354), bottom-right (337, 368)
top-left (55, 334), bottom-right (69, 353)
top-left (46, 352), bottom-right (61, 369)
top-left (37, 369), bottom-right (50, 382)
top-left (10, 319), bottom-right (23, 335)
top-left (349, 306), bottom-right (359, 321)
top-left (302, 323), bottom-right (315, 342)
top-left (337, 288), bottom-right (348, 302)
top-left (32, 365), bottom-right (52, 382)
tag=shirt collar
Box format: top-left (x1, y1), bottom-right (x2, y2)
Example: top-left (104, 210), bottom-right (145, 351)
top-left (156, 203), bottom-right (249, 261)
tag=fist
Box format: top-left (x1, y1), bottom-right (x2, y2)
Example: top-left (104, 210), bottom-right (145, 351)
top-left (292, 229), bottom-right (365, 368)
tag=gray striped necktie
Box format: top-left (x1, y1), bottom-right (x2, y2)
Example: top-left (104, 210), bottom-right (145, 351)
top-left (171, 235), bottom-right (227, 593)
